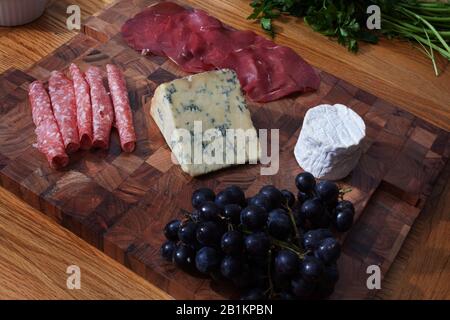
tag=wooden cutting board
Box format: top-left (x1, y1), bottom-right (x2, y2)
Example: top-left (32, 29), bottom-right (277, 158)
top-left (0, 0), bottom-right (448, 299)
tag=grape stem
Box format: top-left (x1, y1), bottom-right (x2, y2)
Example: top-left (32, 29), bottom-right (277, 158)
top-left (339, 187), bottom-right (352, 195)
top-left (266, 249), bottom-right (275, 299)
top-left (241, 229), bottom-right (305, 257)
top-left (270, 237), bottom-right (304, 257)
top-left (286, 204), bottom-right (302, 247)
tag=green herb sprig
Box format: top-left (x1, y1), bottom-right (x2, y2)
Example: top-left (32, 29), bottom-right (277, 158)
top-left (248, 0), bottom-right (450, 75)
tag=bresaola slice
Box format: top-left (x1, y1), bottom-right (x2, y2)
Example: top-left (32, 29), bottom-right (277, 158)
top-left (121, 2), bottom-right (186, 55)
top-left (29, 81), bottom-right (69, 169)
top-left (121, 2), bottom-right (320, 102)
top-left (106, 64), bottom-right (136, 152)
top-left (48, 71), bottom-right (80, 153)
top-left (221, 45), bottom-right (320, 102)
top-left (69, 63), bottom-right (93, 150)
top-left (85, 66), bottom-right (114, 150)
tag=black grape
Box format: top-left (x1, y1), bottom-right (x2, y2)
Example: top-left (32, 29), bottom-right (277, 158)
top-left (240, 205), bottom-right (268, 231)
top-left (274, 249), bottom-right (300, 277)
top-left (196, 221), bottom-right (223, 246)
top-left (178, 221), bottom-right (197, 245)
top-left (281, 189), bottom-right (295, 208)
top-left (315, 237), bottom-right (341, 265)
top-left (223, 204), bottom-right (242, 225)
top-left (195, 247), bottom-right (221, 274)
top-left (295, 172), bottom-right (316, 193)
top-left (163, 219), bottom-right (181, 241)
top-left (161, 241), bottom-right (177, 261)
top-left (316, 181), bottom-right (339, 207)
top-left (173, 244), bottom-right (195, 269)
top-left (198, 201), bottom-right (222, 222)
top-left (244, 232), bottom-right (270, 256)
top-left (267, 209), bottom-right (292, 240)
top-left (259, 185), bottom-right (283, 209)
top-left (220, 256), bottom-right (243, 279)
top-left (221, 230), bottom-right (243, 256)
top-left (192, 188), bottom-right (215, 209)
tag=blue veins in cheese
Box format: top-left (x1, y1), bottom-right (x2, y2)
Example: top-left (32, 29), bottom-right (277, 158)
top-left (150, 69), bottom-right (260, 176)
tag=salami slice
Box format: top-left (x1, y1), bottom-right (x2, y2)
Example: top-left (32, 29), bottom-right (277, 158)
top-left (85, 66), bottom-right (114, 150)
top-left (28, 81), bottom-right (69, 169)
top-left (106, 64), bottom-right (136, 152)
top-left (48, 71), bottom-right (80, 153)
top-left (69, 63), bottom-right (93, 150)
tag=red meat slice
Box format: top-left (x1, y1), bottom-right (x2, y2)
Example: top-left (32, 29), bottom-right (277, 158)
top-left (28, 81), bottom-right (69, 169)
top-left (121, 2), bottom-right (321, 102)
top-left (121, 2), bottom-right (186, 55)
top-left (48, 71), bottom-right (80, 153)
top-left (157, 11), bottom-right (214, 72)
top-left (201, 30), bottom-right (259, 66)
top-left (85, 66), bottom-right (114, 150)
top-left (69, 63), bottom-right (93, 150)
top-left (106, 64), bottom-right (136, 153)
top-left (220, 44), bottom-right (320, 102)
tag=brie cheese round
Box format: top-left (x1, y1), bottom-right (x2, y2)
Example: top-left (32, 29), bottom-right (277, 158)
top-left (294, 104), bottom-right (366, 181)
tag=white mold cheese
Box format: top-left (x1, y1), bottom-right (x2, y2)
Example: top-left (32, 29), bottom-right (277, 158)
top-left (294, 104), bottom-right (366, 180)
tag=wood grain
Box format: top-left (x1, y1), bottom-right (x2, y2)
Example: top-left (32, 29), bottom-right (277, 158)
top-left (0, 187), bottom-right (171, 299)
top-left (2, 1), bottom-right (448, 297)
top-left (377, 161), bottom-right (450, 299)
top-left (0, 0), bottom-right (110, 73)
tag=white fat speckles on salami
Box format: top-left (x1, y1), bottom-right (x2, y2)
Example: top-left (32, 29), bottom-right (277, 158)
top-left (106, 64), bottom-right (136, 153)
top-left (48, 71), bottom-right (80, 153)
top-left (69, 63), bottom-right (93, 150)
top-left (85, 66), bottom-right (114, 150)
top-left (28, 81), bottom-right (69, 169)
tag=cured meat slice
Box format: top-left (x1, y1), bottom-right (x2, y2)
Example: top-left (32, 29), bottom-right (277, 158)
top-left (85, 66), bottom-right (114, 150)
top-left (28, 81), bottom-right (69, 169)
top-left (121, 2), bottom-right (321, 102)
top-left (106, 64), bottom-right (136, 153)
top-left (160, 10), bottom-right (257, 72)
top-left (121, 2), bottom-right (186, 55)
top-left (155, 10), bottom-right (213, 72)
top-left (69, 63), bottom-right (93, 150)
top-left (48, 71), bottom-right (80, 153)
top-left (201, 29), bottom-right (259, 67)
top-left (220, 45), bottom-right (320, 102)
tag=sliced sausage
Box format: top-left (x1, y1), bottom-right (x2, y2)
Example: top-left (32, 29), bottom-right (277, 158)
top-left (85, 66), bottom-right (114, 150)
top-left (29, 81), bottom-right (69, 169)
top-left (106, 64), bottom-right (136, 153)
top-left (69, 63), bottom-right (93, 150)
top-left (48, 71), bottom-right (80, 153)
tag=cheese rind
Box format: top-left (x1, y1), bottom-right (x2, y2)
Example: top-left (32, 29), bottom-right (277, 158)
top-left (294, 104), bottom-right (366, 180)
top-left (150, 69), bottom-right (260, 176)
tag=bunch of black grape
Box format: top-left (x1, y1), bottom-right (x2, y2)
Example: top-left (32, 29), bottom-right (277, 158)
top-left (160, 172), bottom-right (355, 300)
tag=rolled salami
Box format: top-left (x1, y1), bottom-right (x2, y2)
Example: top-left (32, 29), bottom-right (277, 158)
top-left (85, 66), bottom-right (114, 150)
top-left (28, 81), bottom-right (69, 169)
top-left (106, 64), bottom-right (136, 152)
top-left (69, 63), bottom-right (93, 150)
top-left (48, 71), bottom-right (80, 153)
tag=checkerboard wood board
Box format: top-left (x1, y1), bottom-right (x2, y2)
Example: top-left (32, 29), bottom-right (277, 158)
top-left (0, 0), bottom-right (448, 299)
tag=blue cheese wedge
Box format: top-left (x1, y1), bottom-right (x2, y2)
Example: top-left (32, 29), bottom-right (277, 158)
top-left (294, 104), bottom-right (366, 180)
top-left (150, 69), bottom-right (260, 176)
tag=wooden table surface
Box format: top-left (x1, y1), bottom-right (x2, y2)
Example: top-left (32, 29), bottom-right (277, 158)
top-left (0, 0), bottom-right (449, 300)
